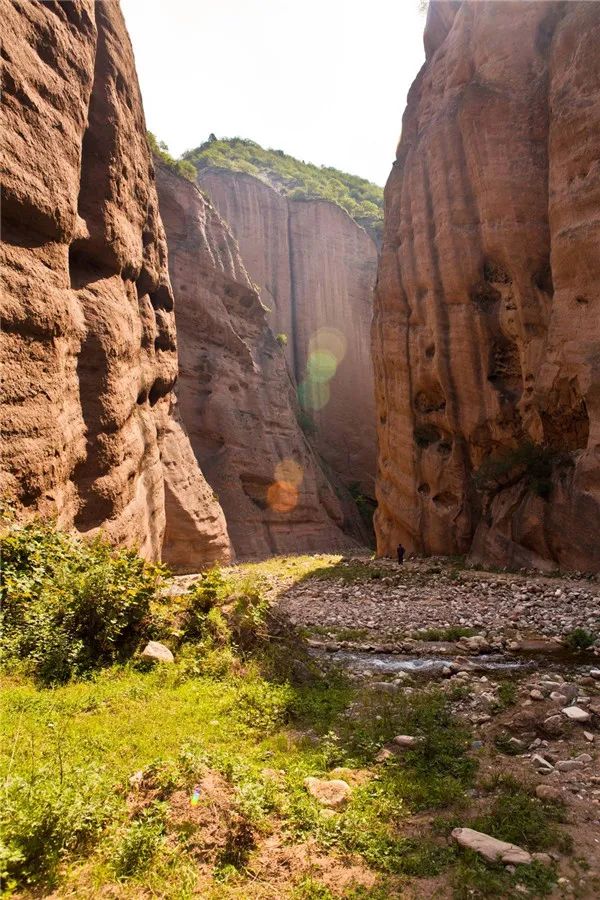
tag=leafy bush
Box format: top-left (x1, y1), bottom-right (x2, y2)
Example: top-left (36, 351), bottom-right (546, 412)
top-left (183, 137), bottom-right (383, 232)
top-left (473, 442), bottom-right (560, 499)
top-left (564, 627), bottom-right (597, 651)
top-left (348, 481), bottom-right (376, 545)
top-left (147, 132), bottom-right (196, 182)
top-left (0, 521), bottom-right (164, 683)
top-left (180, 567), bottom-right (230, 641)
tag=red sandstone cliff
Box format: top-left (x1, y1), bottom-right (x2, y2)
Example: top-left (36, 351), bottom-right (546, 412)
top-left (0, 0), bottom-right (231, 569)
top-left (198, 170), bottom-right (378, 499)
top-left (373, 0), bottom-right (600, 572)
top-left (155, 164), bottom-right (362, 557)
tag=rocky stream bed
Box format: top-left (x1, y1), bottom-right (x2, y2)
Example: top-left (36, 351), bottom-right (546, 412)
top-left (275, 556), bottom-right (600, 894)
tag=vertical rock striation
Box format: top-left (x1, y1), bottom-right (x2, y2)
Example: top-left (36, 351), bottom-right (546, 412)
top-left (199, 170), bottom-right (378, 498)
top-left (0, 0), bottom-right (231, 569)
top-left (373, 0), bottom-right (600, 572)
top-left (155, 164), bottom-right (361, 558)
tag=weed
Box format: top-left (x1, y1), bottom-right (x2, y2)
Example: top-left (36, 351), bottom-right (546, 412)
top-left (453, 853), bottom-right (555, 898)
top-left (473, 780), bottom-right (565, 851)
top-left (114, 802), bottom-right (167, 878)
top-left (494, 680), bottom-right (518, 710)
top-left (564, 627), bottom-right (597, 651)
top-left (412, 626), bottom-right (477, 642)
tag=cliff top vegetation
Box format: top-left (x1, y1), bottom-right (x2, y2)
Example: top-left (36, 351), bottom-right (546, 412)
top-left (147, 132), bottom-right (197, 182)
top-left (183, 136), bottom-right (384, 235)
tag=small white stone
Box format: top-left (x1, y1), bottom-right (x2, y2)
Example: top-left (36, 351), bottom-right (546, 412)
top-left (562, 706), bottom-right (591, 723)
top-left (452, 827), bottom-right (532, 865)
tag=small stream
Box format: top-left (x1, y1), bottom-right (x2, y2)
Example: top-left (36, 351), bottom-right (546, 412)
top-left (314, 649), bottom-right (527, 676)
top-left (310, 645), bottom-right (598, 680)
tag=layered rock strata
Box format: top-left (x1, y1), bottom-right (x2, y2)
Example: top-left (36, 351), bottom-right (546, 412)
top-left (0, 0), bottom-right (231, 569)
top-left (198, 170), bottom-right (378, 498)
top-left (373, 0), bottom-right (600, 572)
top-left (156, 164), bottom-right (362, 558)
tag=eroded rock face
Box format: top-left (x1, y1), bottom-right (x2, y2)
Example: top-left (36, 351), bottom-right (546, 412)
top-left (373, 0), bottom-right (600, 572)
top-left (156, 164), bottom-right (361, 558)
top-left (199, 170), bottom-right (378, 498)
top-left (0, 0), bottom-right (231, 570)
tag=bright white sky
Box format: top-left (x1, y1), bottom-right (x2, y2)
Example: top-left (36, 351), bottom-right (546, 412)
top-left (121, 0), bottom-right (427, 187)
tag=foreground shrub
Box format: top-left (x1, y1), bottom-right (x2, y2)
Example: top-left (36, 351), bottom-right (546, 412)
top-left (0, 521), bottom-right (164, 683)
top-left (0, 765), bottom-right (116, 889)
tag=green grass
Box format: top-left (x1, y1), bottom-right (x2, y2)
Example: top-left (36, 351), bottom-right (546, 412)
top-left (0, 666), bottom-right (477, 894)
top-left (411, 626), bottom-right (477, 642)
top-left (493, 679), bottom-right (518, 711)
top-left (0, 522), bottom-right (569, 898)
top-left (148, 132), bottom-right (197, 182)
top-left (333, 628), bottom-right (370, 642)
top-left (183, 136), bottom-right (383, 235)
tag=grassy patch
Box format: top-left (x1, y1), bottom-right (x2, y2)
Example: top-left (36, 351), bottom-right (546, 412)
top-left (453, 855), bottom-right (556, 899)
top-left (473, 777), bottom-right (567, 853)
top-left (493, 680), bottom-right (518, 711)
top-left (411, 626), bottom-right (477, 642)
top-left (6, 521), bottom-right (561, 897)
top-left (333, 628), bottom-right (370, 642)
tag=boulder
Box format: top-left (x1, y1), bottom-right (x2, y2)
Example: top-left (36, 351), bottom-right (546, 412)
top-left (392, 735), bottom-right (418, 748)
top-left (141, 641), bottom-right (174, 664)
top-left (304, 776), bottom-right (351, 809)
top-left (535, 785), bottom-right (562, 802)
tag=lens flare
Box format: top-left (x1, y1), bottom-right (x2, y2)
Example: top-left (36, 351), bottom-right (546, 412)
top-left (306, 349), bottom-right (338, 383)
top-left (190, 785), bottom-right (201, 807)
top-left (274, 458), bottom-right (303, 487)
top-left (308, 327), bottom-right (347, 364)
top-left (298, 379), bottom-right (330, 411)
top-left (267, 480), bottom-right (299, 513)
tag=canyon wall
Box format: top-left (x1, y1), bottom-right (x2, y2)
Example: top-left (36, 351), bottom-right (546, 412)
top-left (373, 0), bottom-right (600, 572)
top-left (0, 0), bottom-right (232, 570)
top-left (156, 164), bottom-right (362, 557)
top-left (199, 170), bottom-right (378, 498)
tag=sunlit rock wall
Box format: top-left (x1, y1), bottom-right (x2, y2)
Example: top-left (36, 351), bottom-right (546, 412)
top-left (199, 170), bottom-right (378, 499)
top-left (0, 0), bottom-right (232, 570)
top-left (373, 0), bottom-right (600, 572)
top-left (156, 164), bottom-right (364, 558)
